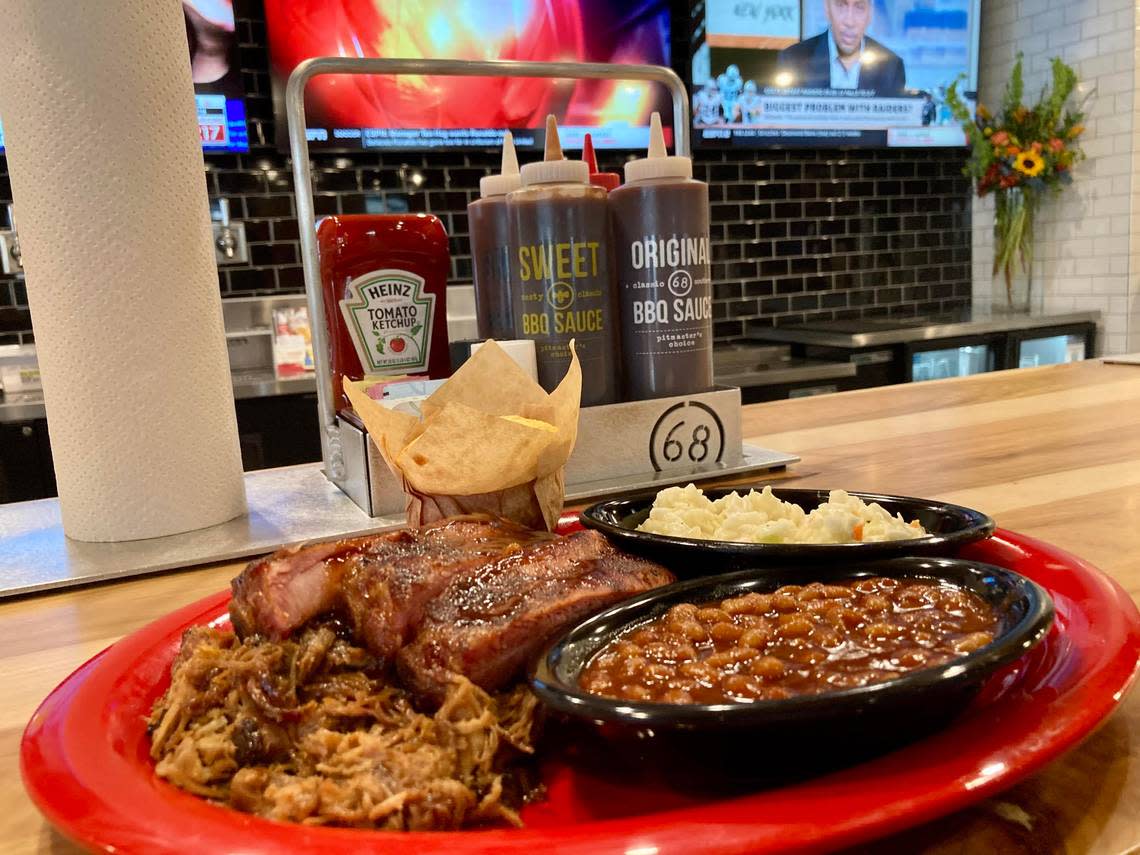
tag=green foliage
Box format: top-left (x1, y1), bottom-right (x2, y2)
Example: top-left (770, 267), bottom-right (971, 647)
top-left (944, 54), bottom-right (1086, 302)
top-left (1041, 57), bottom-right (1077, 127)
top-left (1002, 54), bottom-right (1024, 118)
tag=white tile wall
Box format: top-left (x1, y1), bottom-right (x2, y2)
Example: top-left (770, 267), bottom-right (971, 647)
top-left (1131, 0), bottom-right (1140, 352)
top-left (972, 0), bottom-right (1137, 353)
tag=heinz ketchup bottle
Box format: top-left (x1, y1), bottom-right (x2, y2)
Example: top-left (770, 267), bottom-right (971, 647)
top-left (317, 214), bottom-right (451, 412)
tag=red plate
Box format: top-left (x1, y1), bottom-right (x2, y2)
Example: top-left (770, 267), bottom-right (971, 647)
top-left (21, 530), bottom-right (1140, 854)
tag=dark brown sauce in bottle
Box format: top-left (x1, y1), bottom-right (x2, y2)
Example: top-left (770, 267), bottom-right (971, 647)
top-left (507, 117), bottom-right (619, 404)
top-left (468, 132), bottom-right (521, 340)
top-left (610, 113), bottom-right (713, 400)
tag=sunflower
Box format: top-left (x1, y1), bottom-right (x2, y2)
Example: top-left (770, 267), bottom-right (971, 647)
top-left (1014, 151), bottom-right (1045, 177)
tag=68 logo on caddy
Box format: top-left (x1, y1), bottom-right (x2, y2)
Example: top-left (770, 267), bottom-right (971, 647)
top-left (648, 401), bottom-right (726, 472)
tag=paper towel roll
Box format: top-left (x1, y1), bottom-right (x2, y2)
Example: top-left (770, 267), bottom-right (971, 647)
top-left (0, 0), bottom-right (247, 541)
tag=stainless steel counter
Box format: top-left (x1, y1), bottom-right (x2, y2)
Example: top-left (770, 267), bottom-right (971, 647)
top-left (0, 391), bottom-right (45, 423)
top-left (8, 306), bottom-right (1093, 424)
top-left (0, 369), bottom-right (317, 424)
top-left (0, 286), bottom-right (470, 424)
top-left (229, 369), bottom-right (317, 399)
top-left (714, 343), bottom-right (855, 388)
top-left (746, 311), bottom-right (1101, 349)
top-left (0, 442), bottom-right (798, 597)
top-left (2, 349), bottom-right (855, 421)
top-left (0, 464), bottom-right (400, 598)
top-left (717, 358), bottom-right (856, 388)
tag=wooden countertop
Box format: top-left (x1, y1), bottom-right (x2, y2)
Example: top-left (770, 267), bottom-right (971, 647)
top-left (2, 359), bottom-right (1139, 853)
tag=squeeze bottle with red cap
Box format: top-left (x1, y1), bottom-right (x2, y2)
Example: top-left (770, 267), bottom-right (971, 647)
top-left (609, 112), bottom-right (713, 400)
top-left (581, 133), bottom-right (620, 192)
top-left (508, 116), bottom-right (619, 405)
top-left (317, 214), bottom-right (451, 412)
top-left (468, 131), bottom-right (520, 340)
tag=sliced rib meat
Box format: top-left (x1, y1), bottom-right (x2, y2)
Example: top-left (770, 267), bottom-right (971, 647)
top-left (230, 517), bottom-right (674, 702)
top-left (229, 516), bottom-right (551, 658)
top-left (229, 534), bottom-right (396, 639)
top-left (396, 529), bottom-right (675, 704)
top-left (340, 517), bottom-right (553, 664)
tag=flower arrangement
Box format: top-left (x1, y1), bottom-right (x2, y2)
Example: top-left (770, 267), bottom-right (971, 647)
top-left (947, 55), bottom-right (1086, 308)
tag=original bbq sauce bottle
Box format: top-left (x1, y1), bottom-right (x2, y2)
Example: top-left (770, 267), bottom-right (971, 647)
top-left (467, 131), bottom-right (521, 340)
top-left (610, 112), bottom-right (713, 400)
top-left (507, 116), bottom-right (619, 404)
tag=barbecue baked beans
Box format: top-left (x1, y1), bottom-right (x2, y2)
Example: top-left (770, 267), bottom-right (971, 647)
top-left (579, 578), bottom-right (999, 704)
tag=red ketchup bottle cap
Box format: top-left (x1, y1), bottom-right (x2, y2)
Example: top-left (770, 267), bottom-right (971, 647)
top-left (582, 133), bottom-right (621, 192)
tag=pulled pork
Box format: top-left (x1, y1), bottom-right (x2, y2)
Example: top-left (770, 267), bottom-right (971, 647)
top-left (149, 624), bottom-right (541, 830)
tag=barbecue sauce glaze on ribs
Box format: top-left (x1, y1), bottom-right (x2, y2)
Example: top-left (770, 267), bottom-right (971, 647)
top-left (229, 516), bottom-right (674, 702)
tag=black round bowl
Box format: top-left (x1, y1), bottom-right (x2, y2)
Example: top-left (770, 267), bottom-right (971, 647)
top-left (581, 487), bottom-right (995, 576)
top-left (530, 557), bottom-right (1052, 789)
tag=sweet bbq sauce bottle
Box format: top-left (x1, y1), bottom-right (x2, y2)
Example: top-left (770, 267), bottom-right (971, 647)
top-left (508, 116), bottom-right (619, 405)
top-left (468, 132), bottom-right (521, 340)
top-left (317, 214), bottom-right (451, 412)
top-left (610, 112), bottom-right (713, 400)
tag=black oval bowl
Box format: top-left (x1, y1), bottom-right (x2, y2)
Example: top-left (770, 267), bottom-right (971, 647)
top-left (530, 557), bottom-right (1052, 789)
top-left (581, 487), bottom-right (995, 576)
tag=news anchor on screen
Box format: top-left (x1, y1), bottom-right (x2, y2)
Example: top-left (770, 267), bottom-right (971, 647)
top-left (776, 0), bottom-right (906, 95)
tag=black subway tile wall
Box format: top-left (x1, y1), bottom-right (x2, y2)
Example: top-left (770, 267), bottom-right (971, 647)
top-left (0, 0), bottom-right (970, 347)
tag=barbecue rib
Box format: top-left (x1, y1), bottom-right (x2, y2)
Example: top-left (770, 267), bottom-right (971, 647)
top-left (340, 518), bottom-right (553, 664)
top-left (398, 530), bottom-right (675, 703)
top-left (229, 518), bottom-right (674, 702)
top-left (230, 517), bottom-right (551, 647)
top-left (229, 535), bottom-right (393, 639)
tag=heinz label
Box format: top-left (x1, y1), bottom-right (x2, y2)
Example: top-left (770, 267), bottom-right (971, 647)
top-left (340, 268), bottom-right (435, 374)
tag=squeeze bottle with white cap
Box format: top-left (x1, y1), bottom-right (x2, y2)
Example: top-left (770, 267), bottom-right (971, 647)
top-left (610, 112), bottom-right (713, 400)
top-left (508, 116), bottom-right (619, 405)
top-left (468, 131), bottom-right (521, 340)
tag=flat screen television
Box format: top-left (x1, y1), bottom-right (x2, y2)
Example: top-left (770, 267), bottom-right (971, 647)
top-left (0, 1), bottom-right (248, 156)
top-left (689, 0), bottom-right (980, 147)
top-left (264, 0), bottom-right (673, 152)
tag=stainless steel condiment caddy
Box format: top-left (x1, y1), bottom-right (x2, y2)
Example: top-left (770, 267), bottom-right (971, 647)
top-left (285, 57), bottom-right (798, 517)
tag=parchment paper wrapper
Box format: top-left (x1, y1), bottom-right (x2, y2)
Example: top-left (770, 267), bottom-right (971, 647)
top-left (344, 340), bottom-right (581, 529)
